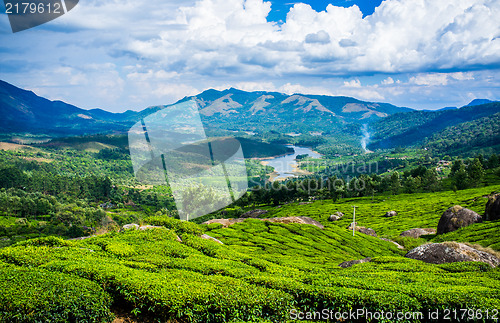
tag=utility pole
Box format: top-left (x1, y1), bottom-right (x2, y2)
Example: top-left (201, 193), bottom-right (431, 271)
top-left (352, 205), bottom-right (357, 236)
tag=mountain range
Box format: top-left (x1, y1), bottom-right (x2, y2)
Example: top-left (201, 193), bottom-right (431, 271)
top-left (1, 79), bottom-right (498, 155)
top-left (0, 80), bottom-right (409, 136)
top-left (370, 101), bottom-right (500, 152)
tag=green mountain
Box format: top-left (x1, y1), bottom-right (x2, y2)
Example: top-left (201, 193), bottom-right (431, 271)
top-left (176, 88), bottom-right (412, 135)
top-left (3, 79), bottom-right (498, 155)
top-left (369, 101), bottom-right (500, 152)
top-left (423, 112), bottom-right (500, 156)
top-left (0, 80), bottom-right (134, 136)
top-left (0, 80), bottom-right (410, 138)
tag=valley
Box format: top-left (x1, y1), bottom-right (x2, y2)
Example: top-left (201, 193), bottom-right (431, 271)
top-left (0, 79), bottom-right (500, 322)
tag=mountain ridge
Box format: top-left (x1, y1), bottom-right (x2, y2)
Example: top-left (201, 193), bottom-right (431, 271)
top-left (369, 102), bottom-right (500, 151)
top-left (2, 79), bottom-right (498, 156)
top-left (0, 80), bottom-right (411, 137)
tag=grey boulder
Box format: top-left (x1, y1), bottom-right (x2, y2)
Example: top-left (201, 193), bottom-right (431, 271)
top-left (384, 211), bottom-right (398, 217)
top-left (405, 242), bottom-right (499, 267)
top-left (485, 194), bottom-right (500, 221)
top-left (400, 228), bottom-right (436, 238)
top-left (437, 205), bottom-right (482, 234)
top-left (339, 257), bottom-right (372, 268)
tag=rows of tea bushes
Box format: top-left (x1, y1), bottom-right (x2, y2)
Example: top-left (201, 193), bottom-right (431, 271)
top-left (205, 219), bottom-right (403, 270)
top-left (250, 184), bottom-right (500, 239)
top-left (432, 220), bottom-right (500, 251)
top-left (0, 260), bottom-right (112, 322)
top-left (1, 212), bottom-right (500, 322)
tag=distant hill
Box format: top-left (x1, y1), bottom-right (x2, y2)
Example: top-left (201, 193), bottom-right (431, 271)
top-left (180, 87), bottom-right (411, 125)
top-left (0, 80), bottom-right (412, 140)
top-left (423, 112), bottom-right (500, 156)
top-left (437, 106), bottom-right (458, 111)
top-left (465, 99), bottom-right (495, 107)
top-left (0, 80), bottom-right (135, 136)
top-left (369, 102), bottom-right (500, 152)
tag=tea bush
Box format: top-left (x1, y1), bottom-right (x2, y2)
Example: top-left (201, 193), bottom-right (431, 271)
top-left (0, 263), bottom-right (112, 322)
top-left (144, 215), bottom-right (204, 235)
top-left (2, 185), bottom-right (500, 322)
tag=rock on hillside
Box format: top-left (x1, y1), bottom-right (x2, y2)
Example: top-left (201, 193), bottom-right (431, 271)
top-left (485, 194), bottom-right (500, 221)
top-left (379, 238), bottom-right (405, 250)
top-left (122, 224), bottom-right (163, 231)
top-left (240, 209), bottom-right (268, 218)
top-left (437, 205), bottom-right (482, 234)
top-left (263, 216), bottom-right (325, 229)
top-left (203, 218), bottom-right (245, 228)
top-left (201, 234), bottom-right (224, 244)
top-left (400, 228), bottom-right (436, 238)
top-left (328, 212), bottom-right (344, 222)
top-left (203, 216), bottom-right (324, 229)
top-left (405, 242), bottom-right (500, 267)
top-left (384, 211), bottom-right (398, 217)
top-left (347, 223), bottom-right (377, 237)
top-left (339, 257), bottom-right (372, 268)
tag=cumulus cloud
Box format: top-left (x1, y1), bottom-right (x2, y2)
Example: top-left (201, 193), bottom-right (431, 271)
top-left (305, 30), bottom-right (330, 44)
top-left (1, 0), bottom-right (499, 111)
top-left (101, 0), bottom-right (500, 76)
top-left (410, 74), bottom-right (450, 86)
top-left (409, 72), bottom-right (475, 86)
top-left (278, 83), bottom-right (334, 96)
top-left (344, 79), bottom-right (362, 88)
top-left (381, 77), bottom-right (395, 85)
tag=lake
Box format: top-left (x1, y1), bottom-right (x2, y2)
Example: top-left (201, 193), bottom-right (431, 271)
top-left (265, 145), bottom-right (322, 180)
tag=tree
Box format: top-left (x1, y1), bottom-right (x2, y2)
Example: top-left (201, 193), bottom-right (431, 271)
top-left (0, 167), bottom-right (27, 189)
top-left (404, 176), bottom-right (421, 194)
top-left (488, 154), bottom-right (499, 169)
top-left (389, 172), bottom-right (401, 195)
top-left (422, 168), bottom-right (440, 192)
top-left (452, 164), bottom-right (469, 190)
top-left (450, 160), bottom-right (464, 177)
top-left (467, 158), bottom-right (485, 187)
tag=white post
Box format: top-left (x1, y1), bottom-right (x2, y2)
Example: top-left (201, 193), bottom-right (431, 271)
top-left (352, 205), bottom-right (357, 236)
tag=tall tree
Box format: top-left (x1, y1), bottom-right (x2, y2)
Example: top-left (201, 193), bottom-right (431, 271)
top-left (467, 158), bottom-right (485, 187)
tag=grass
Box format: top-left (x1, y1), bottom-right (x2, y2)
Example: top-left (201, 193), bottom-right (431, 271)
top-left (432, 220), bottom-right (500, 250)
top-left (248, 184), bottom-right (500, 239)
top-left (1, 185), bottom-right (500, 322)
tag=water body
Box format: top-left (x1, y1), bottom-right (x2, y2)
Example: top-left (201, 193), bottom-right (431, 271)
top-left (265, 145), bottom-right (322, 180)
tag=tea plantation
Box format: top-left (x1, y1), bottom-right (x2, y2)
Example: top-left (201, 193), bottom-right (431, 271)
top-left (1, 185), bottom-right (500, 322)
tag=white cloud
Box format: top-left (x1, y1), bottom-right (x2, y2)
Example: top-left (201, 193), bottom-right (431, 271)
top-left (305, 30), bottom-right (331, 44)
top-left (232, 81), bottom-right (277, 92)
top-left (410, 73), bottom-right (450, 86)
top-left (450, 72), bottom-right (475, 81)
top-left (381, 77), bottom-right (394, 85)
top-left (343, 79), bottom-right (362, 88)
top-left (152, 83), bottom-right (198, 99)
top-left (99, 0), bottom-right (500, 77)
top-left (1, 0), bottom-right (499, 111)
top-left (278, 83), bottom-right (333, 96)
top-left (409, 72), bottom-right (475, 86)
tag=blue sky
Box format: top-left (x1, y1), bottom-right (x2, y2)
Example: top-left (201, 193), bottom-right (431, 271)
top-left (0, 0), bottom-right (499, 112)
top-left (267, 0), bottom-right (383, 22)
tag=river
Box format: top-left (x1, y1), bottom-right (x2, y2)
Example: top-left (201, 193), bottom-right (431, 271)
top-left (264, 145), bottom-right (322, 181)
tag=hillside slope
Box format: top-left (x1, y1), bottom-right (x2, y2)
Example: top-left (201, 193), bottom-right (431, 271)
top-left (424, 112), bottom-right (500, 155)
top-left (369, 102), bottom-right (500, 151)
top-left (2, 184), bottom-right (500, 322)
top-left (1, 80), bottom-right (410, 138)
top-left (0, 80), bottom-right (132, 135)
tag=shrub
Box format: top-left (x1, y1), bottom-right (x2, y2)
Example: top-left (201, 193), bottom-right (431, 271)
top-left (0, 264), bottom-right (112, 322)
top-left (144, 216), bottom-right (203, 235)
top-left (15, 235), bottom-right (75, 248)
